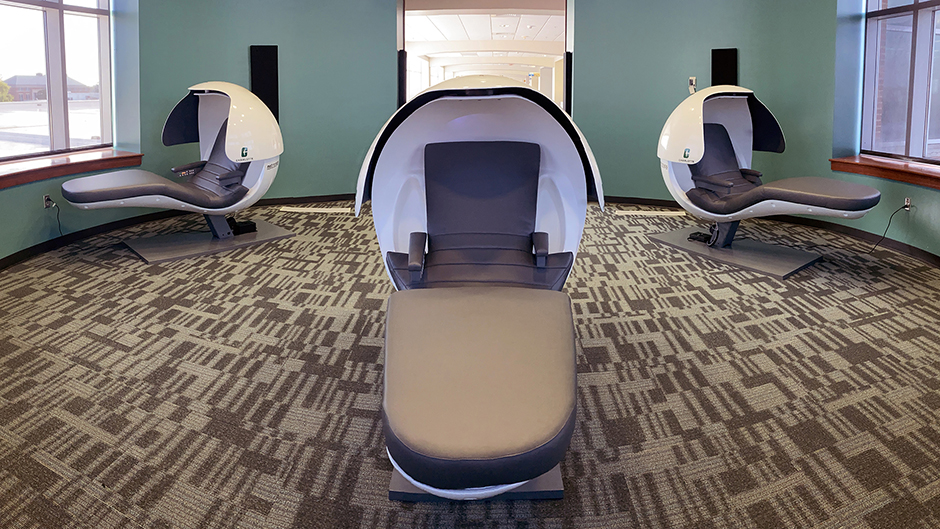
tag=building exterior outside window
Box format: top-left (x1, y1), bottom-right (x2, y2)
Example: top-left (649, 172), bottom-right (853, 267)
top-left (862, 0), bottom-right (940, 161)
top-left (0, 0), bottom-right (112, 161)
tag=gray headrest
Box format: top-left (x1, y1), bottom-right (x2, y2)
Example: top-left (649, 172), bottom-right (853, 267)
top-left (690, 124), bottom-right (741, 178)
top-left (205, 119), bottom-right (240, 174)
top-left (424, 141), bottom-right (541, 238)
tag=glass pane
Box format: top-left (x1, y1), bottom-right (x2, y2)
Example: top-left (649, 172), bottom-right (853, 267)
top-left (0, 5), bottom-right (50, 159)
top-left (64, 12), bottom-right (105, 148)
top-left (871, 14), bottom-right (913, 155)
top-left (64, 0), bottom-right (108, 9)
top-left (868, 0), bottom-right (914, 11)
top-left (926, 12), bottom-right (940, 159)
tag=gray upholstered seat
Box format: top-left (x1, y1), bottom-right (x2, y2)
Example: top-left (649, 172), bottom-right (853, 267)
top-left (383, 287), bottom-right (576, 490)
top-left (386, 141), bottom-right (573, 290)
top-left (62, 120), bottom-right (248, 210)
top-left (688, 176), bottom-right (883, 215)
top-left (686, 124), bottom-right (881, 215)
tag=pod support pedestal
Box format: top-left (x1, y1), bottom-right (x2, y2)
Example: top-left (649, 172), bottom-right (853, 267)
top-left (124, 218), bottom-right (293, 264)
top-left (649, 226), bottom-right (822, 280)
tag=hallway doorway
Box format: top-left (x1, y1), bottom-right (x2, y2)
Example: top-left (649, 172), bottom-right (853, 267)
top-left (397, 0), bottom-right (570, 111)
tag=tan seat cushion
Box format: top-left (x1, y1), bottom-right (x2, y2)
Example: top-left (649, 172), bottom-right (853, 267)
top-left (384, 286), bottom-right (575, 461)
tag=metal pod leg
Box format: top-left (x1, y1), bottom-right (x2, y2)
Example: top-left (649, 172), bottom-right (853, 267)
top-left (204, 214), bottom-right (234, 240)
top-left (708, 221), bottom-right (739, 248)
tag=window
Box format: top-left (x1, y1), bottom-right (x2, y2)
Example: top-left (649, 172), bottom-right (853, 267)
top-left (0, 0), bottom-right (111, 162)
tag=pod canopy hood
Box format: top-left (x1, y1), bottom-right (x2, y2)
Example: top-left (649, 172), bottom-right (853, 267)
top-left (356, 75), bottom-right (604, 215)
top-left (658, 85), bottom-right (785, 166)
top-left (355, 75), bottom-right (604, 285)
top-left (163, 81), bottom-right (284, 163)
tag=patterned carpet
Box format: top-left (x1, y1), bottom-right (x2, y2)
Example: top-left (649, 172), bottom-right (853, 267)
top-left (1, 200), bottom-right (940, 528)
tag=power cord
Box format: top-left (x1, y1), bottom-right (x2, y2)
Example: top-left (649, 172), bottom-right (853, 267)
top-left (866, 205), bottom-right (905, 254)
top-left (46, 197), bottom-right (64, 237)
top-left (54, 203), bottom-right (62, 237)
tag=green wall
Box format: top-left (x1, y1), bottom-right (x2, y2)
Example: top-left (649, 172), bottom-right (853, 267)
top-left (574, 0), bottom-right (940, 256)
top-left (0, 0), bottom-right (397, 262)
top-left (136, 0), bottom-right (397, 197)
top-left (572, 0), bottom-right (764, 199)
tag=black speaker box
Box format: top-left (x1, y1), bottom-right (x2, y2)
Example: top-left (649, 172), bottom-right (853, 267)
top-left (250, 45), bottom-right (278, 122)
top-left (711, 48), bottom-right (738, 86)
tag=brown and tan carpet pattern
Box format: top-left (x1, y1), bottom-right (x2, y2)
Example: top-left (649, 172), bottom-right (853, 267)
top-left (1, 201), bottom-right (940, 528)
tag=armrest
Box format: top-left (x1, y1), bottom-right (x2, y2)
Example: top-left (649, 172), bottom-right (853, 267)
top-left (408, 232), bottom-right (427, 283)
top-left (170, 161), bottom-right (207, 178)
top-left (533, 231), bottom-right (549, 268)
top-left (691, 173), bottom-right (734, 188)
top-left (740, 168), bottom-right (763, 184)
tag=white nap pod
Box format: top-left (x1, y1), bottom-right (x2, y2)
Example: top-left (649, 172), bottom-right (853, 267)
top-left (356, 75), bottom-right (604, 289)
top-left (359, 77), bottom-right (602, 502)
top-left (61, 82), bottom-right (291, 262)
top-left (64, 82), bottom-right (282, 217)
top-left (657, 85), bottom-right (880, 249)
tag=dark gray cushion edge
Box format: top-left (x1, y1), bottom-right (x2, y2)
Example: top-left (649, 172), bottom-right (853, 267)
top-left (384, 405), bottom-right (576, 490)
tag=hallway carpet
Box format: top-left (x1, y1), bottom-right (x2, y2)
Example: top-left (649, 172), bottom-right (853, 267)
top-left (1, 201), bottom-right (939, 528)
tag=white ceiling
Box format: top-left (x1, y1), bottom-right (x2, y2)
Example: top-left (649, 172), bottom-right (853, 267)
top-left (404, 0), bottom-right (565, 11)
top-left (404, 9), bottom-right (566, 84)
top-left (405, 13), bottom-right (565, 42)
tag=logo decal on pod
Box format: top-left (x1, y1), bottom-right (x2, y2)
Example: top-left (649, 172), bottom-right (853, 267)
top-left (683, 148), bottom-right (690, 159)
top-left (241, 147), bottom-right (249, 157)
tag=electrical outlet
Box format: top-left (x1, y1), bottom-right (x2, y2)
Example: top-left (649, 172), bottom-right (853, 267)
top-left (904, 197), bottom-right (912, 211)
top-left (43, 194), bottom-right (54, 209)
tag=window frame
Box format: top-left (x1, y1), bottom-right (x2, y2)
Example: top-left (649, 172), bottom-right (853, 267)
top-left (0, 0), bottom-right (112, 163)
top-left (861, 0), bottom-right (940, 164)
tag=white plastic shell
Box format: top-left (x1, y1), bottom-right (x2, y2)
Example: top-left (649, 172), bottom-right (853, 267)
top-left (187, 81), bottom-right (284, 162)
top-left (657, 85), bottom-right (758, 165)
top-left (355, 76), bottom-right (603, 286)
top-left (388, 449), bottom-right (527, 501)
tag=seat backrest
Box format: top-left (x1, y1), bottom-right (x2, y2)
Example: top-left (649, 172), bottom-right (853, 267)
top-left (201, 119), bottom-right (244, 177)
top-left (190, 119), bottom-right (249, 194)
top-left (424, 141), bottom-right (540, 246)
top-left (689, 123), bottom-right (758, 196)
top-left (691, 123), bottom-right (741, 178)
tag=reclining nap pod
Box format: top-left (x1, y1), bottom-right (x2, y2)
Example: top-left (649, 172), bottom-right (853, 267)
top-left (356, 76), bottom-right (603, 501)
top-left (61, 81), bottom-right (292, 263)
top-left (655, 85), bottom-right (881, 278)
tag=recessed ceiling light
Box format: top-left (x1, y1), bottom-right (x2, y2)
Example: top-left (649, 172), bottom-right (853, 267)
top-left (500, 24), bottom-right (510, 28)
